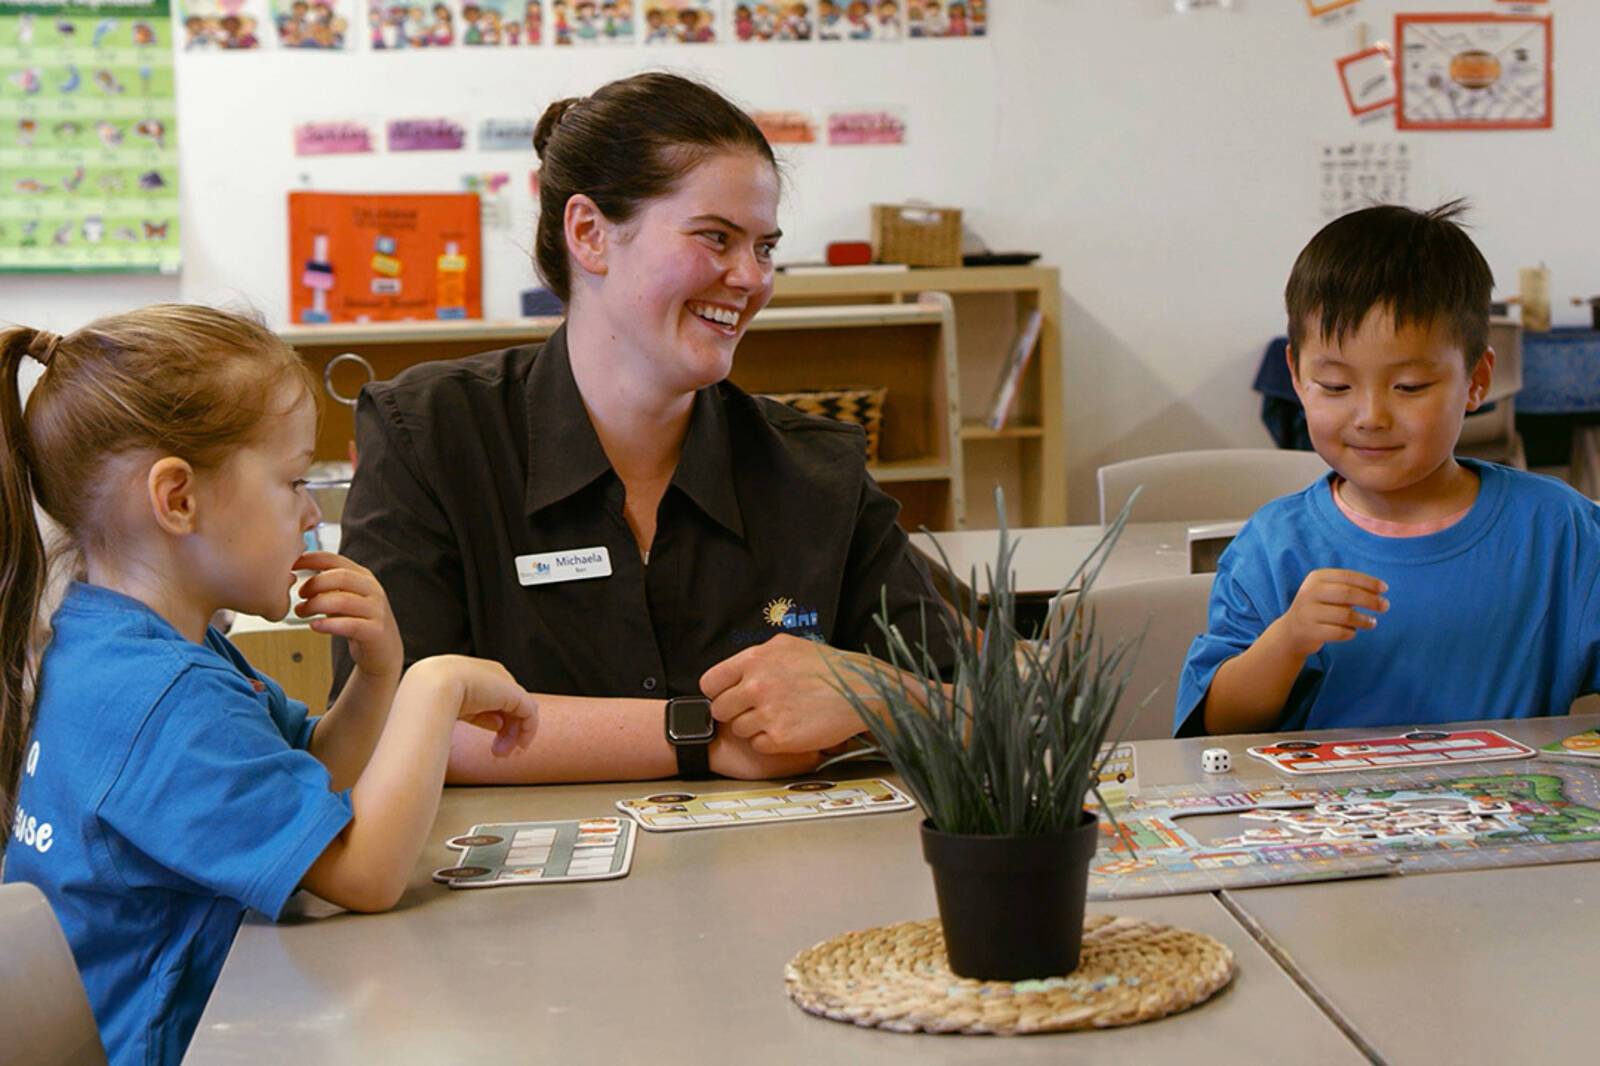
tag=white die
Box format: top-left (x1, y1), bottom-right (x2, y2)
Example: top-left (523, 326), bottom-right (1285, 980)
top-left (1201, 748), bottom-right (1232, 773)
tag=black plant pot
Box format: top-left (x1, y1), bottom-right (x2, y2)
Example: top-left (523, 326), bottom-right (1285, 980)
top-left (920, 812), bottom-right (1100, 981)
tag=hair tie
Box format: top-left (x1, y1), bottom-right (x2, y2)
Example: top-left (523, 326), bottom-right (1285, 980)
top-left (27, 330), bottom-right (63, 368)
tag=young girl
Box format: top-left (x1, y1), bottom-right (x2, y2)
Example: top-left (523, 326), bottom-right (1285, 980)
top-left (0, 306), bottom-right (537, 1065)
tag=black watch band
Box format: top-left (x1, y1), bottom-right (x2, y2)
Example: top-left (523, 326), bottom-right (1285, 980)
top-left (665, 696), bottom-right (715, 780)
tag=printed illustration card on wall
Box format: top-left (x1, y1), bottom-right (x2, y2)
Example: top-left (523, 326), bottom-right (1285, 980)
top-left (273, 0), bottom-right (351, 47)
top-left (639, 0), bottom-right (714, 43)
top-left (178, 0), bottom-right (269, 49)
top-left (0, 0), bottom-right (180, 273)
top-left (369, 0), bottom-right (455, 47)
top-left (1396, 13), bottom-right (1552, 131)
top-left (732, 2), bottom-right (811, 41)
top-left (554, 0), bottom-right (632, 43)
top-left (288, 191), bottom-right (481, 323)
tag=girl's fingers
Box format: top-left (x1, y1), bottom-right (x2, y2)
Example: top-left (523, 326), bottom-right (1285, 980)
top-left (296, 590), bottom-right (378, 620)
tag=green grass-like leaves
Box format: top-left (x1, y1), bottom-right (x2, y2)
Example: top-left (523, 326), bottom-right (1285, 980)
top-left (831, 490), bottom-right (1142, 837)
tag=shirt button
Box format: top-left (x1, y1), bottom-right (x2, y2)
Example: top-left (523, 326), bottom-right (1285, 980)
top-left (642, 677), bottom-right (658, 691)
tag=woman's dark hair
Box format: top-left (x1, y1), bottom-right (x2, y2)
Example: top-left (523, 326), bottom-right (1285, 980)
top-left (532, 72), bottom-right (777, 304)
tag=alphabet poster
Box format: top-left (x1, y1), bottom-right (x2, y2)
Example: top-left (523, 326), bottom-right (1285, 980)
top-left (0, 0), bottom-right (180, 273)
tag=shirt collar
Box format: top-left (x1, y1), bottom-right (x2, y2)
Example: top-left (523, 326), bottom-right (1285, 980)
top-left (522, 325), bottom-right (746, 540)
top-left (671, 386), bottom-right (746, 540)
top-left (523, 325), bottom-right (614, 517)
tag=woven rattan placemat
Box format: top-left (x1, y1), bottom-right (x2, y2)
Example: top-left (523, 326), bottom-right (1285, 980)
top-left (785, 914), bottom-right (1234, 1035)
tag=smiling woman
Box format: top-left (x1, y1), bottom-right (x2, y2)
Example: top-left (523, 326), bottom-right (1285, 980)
top-left (333, 72), bottom-right (958, 787)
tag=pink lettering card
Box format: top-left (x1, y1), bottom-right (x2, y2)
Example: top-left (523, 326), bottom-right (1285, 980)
top-left (294, 120), bottom-right (376, 156)
top-left (827, 108), bottom-right (907, 146)
top-left (387, 117), bottom-right (468, 152)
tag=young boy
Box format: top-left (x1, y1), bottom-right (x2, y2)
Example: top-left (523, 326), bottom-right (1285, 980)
top-left (1175, 202), bottom-right (1600, 736)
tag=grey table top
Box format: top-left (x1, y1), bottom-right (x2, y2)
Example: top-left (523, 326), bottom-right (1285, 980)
top-left (912, 522), bottom-right (1194, 601)
top-left (189, 714), bottom-right (1600, 1064)
top-left (188, 781), bottom-right (1360, 1064)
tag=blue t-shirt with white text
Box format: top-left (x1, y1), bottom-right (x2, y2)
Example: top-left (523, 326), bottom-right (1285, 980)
top-left (3, 583), bottom-right (353, 1066)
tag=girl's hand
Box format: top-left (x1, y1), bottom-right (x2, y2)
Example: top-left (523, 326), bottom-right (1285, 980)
top-left (414, 655), bottom-right (539, 757)
top-left (293, 551), bottom-right (404, 681)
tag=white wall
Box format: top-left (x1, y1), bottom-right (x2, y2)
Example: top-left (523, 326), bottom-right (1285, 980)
top-left (5, 0), bottom-right (1596, 520)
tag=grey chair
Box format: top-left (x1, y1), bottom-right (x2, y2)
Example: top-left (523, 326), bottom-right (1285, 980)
top-left (1049, 573), bottom-right (1215, 741)
top-left (1098, 448), bottom-right (1331, 527)
top-left (0, 881), bottom-right (106, 1066)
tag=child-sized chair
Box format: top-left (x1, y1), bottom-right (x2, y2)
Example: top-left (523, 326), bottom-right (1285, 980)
top-left (0, 881), bottom-right (107, 1066)
top-left (1050, 573), bottom-right (1215, 741)
top-left (1097, 449), bottom-right (1331, 526)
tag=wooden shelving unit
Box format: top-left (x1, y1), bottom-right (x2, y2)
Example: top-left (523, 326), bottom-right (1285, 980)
top-left (283, 298), bottom-right (967, 531)
top-left (769, 265), bottom-right (1064, 527)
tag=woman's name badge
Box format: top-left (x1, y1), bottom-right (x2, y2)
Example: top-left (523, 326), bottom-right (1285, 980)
top-left (515, 546), bottom-right (613, 587)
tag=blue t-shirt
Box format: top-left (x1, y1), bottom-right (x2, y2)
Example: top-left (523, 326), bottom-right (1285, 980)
top-left (1174, 460), bottom-right (1600, 736)
top-left (3, 584), bottom-right (353, 1066)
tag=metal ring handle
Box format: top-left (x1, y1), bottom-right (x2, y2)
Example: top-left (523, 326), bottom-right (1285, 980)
top-left (323, 352), bottom-right (375, 409)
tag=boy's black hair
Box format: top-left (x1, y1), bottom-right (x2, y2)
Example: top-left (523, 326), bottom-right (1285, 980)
top-left (1286, 200), bottom-right (1493, 371)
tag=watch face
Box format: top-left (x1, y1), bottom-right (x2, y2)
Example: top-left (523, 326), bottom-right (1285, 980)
top-left (667, 698), bottom-right (715, 743)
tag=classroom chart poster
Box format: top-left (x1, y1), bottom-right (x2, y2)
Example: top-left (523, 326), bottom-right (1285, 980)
top-left (638, 0), bottom-right (711, 42)
top-left (368, 0), bottom-right (455, 46)
top-left (731, 2), bottom-right (809, 41)
top-left (272, 0), bottom-right (350, 46)
top-left (287, 190), bottom-right (481, 322)
top-left (1395, 13), bottom-right (1552, 131)
top-left (906, 0), bottom-right (980, 37)
top-left (0, 0), bottom-right (180, 273)
top-left (552, 0), bottom-right (632, 43)
top-left (1316, 139), bottom-right (1414, 222)
top-left (177, 0), bottom-right (268, 48)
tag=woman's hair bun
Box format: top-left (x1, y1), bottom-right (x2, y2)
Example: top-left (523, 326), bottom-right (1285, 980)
top-left (533, 97), bottom-right (581, 160)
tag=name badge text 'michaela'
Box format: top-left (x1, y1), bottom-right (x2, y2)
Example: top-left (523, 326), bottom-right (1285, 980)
top-left (515, 545), bottom-right (614, 587)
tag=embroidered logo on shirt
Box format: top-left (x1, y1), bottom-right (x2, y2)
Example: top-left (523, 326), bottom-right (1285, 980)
top-left (762, 596), bottom-right (820, 633)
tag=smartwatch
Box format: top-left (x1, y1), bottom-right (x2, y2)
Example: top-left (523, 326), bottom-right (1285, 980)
top-left (664, 696), bottom-right (715, 779)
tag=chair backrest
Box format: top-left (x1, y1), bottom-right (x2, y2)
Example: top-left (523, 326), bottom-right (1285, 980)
top-left (1049, 573), bottom-right (1215, 742)
top-left (1098, 448), bottom-right (1330, 526)
top-left (0, 881), bottom-right (107, 1066)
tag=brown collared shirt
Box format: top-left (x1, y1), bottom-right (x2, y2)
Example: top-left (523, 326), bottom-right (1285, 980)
top-left (331, 326), bottom-right (955, 699)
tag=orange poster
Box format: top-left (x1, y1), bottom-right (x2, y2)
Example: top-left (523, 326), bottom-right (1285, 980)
top-left (288, 191), bottom-right (482, 323)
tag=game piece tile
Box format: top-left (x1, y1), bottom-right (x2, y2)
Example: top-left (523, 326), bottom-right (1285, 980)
top-left (691, 813), bottom-right (735, 824)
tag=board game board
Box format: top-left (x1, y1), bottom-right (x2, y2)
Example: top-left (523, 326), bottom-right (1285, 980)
top-left (616, 778), bottom-right (914, 831)
top-left (1089, 764), bottom-right (1600, 900)
top-left (1540, 728), bottom-right (1600, 762)
top-left (1248, 729), bottom-right (1534, 774)
top-left (433, 817), bottom-right (635, 887)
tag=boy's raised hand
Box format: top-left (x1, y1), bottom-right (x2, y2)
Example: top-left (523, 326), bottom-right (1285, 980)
top-left (293, 551), bottom-right (403, 681)
top-left (1273, 568), bottom-right (1389, 659)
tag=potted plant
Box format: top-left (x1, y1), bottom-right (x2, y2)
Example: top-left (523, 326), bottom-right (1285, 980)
top-left (832, 494), bottom-right (1139, 982)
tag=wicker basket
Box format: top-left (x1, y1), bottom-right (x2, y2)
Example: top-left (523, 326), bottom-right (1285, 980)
top-left (871, 204), bottom-right (963, 268)
top-left (763, 386), bottom-right (887, 462)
